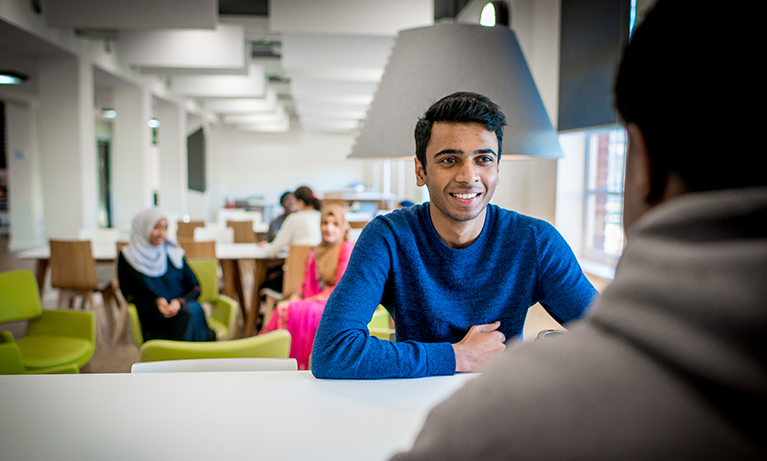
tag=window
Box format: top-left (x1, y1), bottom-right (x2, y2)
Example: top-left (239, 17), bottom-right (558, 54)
top-left (583, 127), bottom-right (626, 263)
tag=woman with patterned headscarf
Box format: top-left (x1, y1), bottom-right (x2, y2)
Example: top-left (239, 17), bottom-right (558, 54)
top-left (262, 204), bottom-right (354, 369)
top-left (117, 208), bottom-right (215, 342)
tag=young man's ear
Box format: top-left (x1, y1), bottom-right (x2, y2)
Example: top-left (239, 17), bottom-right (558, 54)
top-left (415, 156), bottom-right (426, 187)
top-left (622, 123), bottom-right (653, 232)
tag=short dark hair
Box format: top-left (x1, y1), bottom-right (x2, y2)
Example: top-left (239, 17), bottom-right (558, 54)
top-left (279, 191), bottom-right (294, 206)
top-left (414, 92), bottom-right (507, 167)
top-left (614, 0), bottom-right (763, 200)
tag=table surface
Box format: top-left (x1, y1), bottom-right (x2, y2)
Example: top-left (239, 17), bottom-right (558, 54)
top-left (16, 243), bottom-right (286, 261)
top-left (0, 371), bottom-right (477, 460)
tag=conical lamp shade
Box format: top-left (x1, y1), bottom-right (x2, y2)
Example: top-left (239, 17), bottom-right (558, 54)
top-left (349, 23), bottom-right (563, 159)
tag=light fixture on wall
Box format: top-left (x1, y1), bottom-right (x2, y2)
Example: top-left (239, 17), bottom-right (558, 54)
top-left (102, 109), bottom-right (117, 119)
top-left (0, 71), bottom-right (29, 85)
top-left (349, 22), bottom-right (562, 160)
top-left (480, 2), bottom-right (510, 27)
top-left (148, 118), bottom-right (161, 128)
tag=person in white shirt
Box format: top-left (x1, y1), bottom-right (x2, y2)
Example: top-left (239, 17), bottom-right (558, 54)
top-left (260, 185), bottom-right (322, 257)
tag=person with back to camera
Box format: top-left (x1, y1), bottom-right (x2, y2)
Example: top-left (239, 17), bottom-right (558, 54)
top-left (311, 92), bottom-right (598, 380)
top-left (118, 208), bottom-right (215, 342)
top-left (391, 1), bottom-right (766, 459)
top-left (259, 185), bottom-right (323, 258)
top-left (266, 191), bottom-right (298, 243)
top-left (261, 204), bottom-right (354, 370)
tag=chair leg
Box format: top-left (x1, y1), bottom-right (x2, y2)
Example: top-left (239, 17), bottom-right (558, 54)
top-left (100, 286), bottom-right (117, 335)
top-left (110, 288), bottom-right (129, 347)
top-left (57, 290), bottom-right (73, 309)
top-left (259, 297), bottom-right (278, 335)
top-left (84, 292), bottom-right (104, 347)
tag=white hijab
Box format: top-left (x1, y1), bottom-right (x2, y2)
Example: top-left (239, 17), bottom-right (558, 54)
top-left (121, 208), bottom-right (185, 277)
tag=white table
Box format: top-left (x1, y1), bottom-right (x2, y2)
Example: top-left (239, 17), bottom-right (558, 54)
top-left (0, 371), bottom-right (477, 460)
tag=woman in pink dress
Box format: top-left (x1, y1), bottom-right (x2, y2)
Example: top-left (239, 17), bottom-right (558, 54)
top-left (264, 204), bottom-right (354, 369)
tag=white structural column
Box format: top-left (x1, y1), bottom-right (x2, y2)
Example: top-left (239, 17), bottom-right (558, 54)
top-left (4, 101), bottom-right (46, 250)
top-left (37, 55), bottom-right (98, 239)
top-left (111, 82), bottom-right (154, 229)
top-left (156, 100), bottom-right (187, 215)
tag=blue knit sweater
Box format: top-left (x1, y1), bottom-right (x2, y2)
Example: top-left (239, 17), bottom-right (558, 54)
top-left (312, 203), bottom-right (597, 379)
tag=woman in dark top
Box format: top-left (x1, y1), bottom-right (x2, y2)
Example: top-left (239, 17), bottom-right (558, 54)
top-left (118, 208), bottom-right (215, 342)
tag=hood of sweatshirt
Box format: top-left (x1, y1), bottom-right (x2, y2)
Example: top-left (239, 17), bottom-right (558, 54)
top-left (589, 187), bottom-right (767, 439)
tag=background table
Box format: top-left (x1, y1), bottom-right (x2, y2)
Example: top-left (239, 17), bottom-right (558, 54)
top-left (0, 371), bottom-right (477, 460)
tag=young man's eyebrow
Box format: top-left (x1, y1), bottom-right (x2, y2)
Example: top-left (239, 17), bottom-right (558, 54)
top-left (476, 149), bottom-right (497, 156)
top-left (434, 149), bottom-right (463, 157)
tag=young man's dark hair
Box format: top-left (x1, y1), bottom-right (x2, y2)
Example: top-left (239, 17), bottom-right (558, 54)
top-left (614, 0), bottom-right (763, 201)
top-left (414, 92), bottom-right (507, 167)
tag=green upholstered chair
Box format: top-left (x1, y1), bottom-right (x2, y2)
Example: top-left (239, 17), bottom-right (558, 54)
top-left (0, 270), bottom-right (95, 374)
top-left (187, 258), bottom-right (238, 341)
top-left (139, 329), bottom-right (291, 363)
top-left (127, 258), bottom-right (239, 347)
top-left (368, 305), bottom-right (395, 341)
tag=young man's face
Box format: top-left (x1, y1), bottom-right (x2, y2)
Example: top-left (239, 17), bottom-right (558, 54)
top-left (415, 121), bottom-right (499, 226)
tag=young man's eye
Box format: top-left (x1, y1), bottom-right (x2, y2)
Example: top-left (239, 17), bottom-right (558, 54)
top-left (440, 157), bottom-right (456, 164)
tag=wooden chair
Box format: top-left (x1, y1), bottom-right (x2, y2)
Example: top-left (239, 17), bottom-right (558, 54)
top-left (178, 239), bottom-right (217, 260)
top-left (227, 220), bottom-right (257, 243)
top-left (176, 220), bottom-right (205, 240)
top-left (49, 240), bottom-right (121, 346)
top-left (258, 245), bottom-right (313, 333)
top-left (349, 220), bottom-right (369, 229)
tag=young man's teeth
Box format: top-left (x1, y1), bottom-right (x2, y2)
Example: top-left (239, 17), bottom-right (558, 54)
top-left (453, 193), bottom-right (479, 199)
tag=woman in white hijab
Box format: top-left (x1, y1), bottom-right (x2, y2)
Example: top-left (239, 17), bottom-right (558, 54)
top-left (117, 208), bottom-right (215, 342)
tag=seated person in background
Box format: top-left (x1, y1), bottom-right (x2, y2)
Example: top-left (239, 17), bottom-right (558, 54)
top-left (259, 185), bottom-right (324, 293)
top-left (260, 185), bottom-right (323, 258)
top-left (392, 2), bottom-right (766, 459)
top-left (266, 191), bottom-right (298, 243)
top-left (262, 204), bottom-right (354, 370)
top-left (118, 208), bottom-right (215, 342)
top-left (312, 92), bottom-right (597, 380)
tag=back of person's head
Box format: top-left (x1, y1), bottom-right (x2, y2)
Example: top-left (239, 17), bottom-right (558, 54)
top-left (414, 92), bottom-right (507, 167)
top-left (614, 0), bottom-right (762, 200)
top-left (294, 186), bottom-right (322, 210)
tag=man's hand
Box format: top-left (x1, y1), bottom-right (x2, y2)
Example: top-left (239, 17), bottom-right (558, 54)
top-left (452, 321), bottom-right (506, 372)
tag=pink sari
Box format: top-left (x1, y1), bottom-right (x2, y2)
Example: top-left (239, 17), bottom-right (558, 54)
top-left (265, 240), bottom-right (354, 369)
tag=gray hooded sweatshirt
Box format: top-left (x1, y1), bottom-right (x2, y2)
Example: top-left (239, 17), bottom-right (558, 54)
top-left (392, 187), bottom-right (767, 460)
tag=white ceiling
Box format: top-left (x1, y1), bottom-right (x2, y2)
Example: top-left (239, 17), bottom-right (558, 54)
top-left (1, 0), bottom-right (435, 133)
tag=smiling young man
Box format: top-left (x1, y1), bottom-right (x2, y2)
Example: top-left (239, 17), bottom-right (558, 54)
top-left (311, 92), bottom-right (597, 379)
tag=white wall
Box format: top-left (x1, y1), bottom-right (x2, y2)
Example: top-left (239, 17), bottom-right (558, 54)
top-left (207, 124), bottom-right (365, 213)
top-left (5, 101), bottom-right (45, 250)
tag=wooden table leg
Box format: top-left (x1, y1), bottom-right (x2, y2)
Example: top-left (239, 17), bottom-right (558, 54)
top-left (220, 259), bottom-right (248, 338)
top-left (34, 259), bottom-right (49, 297)
top-left (246, 258), bottom-right (282, 337)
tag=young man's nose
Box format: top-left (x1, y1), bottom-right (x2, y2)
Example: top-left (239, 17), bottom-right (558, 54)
top-left (454, 161), bottom-right (479, 183)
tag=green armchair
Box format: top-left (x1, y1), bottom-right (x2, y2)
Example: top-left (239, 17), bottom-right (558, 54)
top-left (140, 329), bottom-right (291, 362)
top-left (0, 270), bottom-right (95, 374)
top-left (127, 258), bottom-right (239, 347)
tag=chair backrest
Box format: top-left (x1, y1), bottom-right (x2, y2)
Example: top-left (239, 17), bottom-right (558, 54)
top-left (0, 270), bottom-right (42, 323)
top-left (140, 329), bottom-right (291, 362)
top-left (227, 220), bottom-right (256, 243)
top-left (131, 357), bottom-right (297, 373)
top-left (186, 258), bottom-right (219, 303)
top-left (127, 304), bottom-right (144, 347)
top-left (49, 240), bottom-right (98, 290)
top-left (176, 220), bottom-right (205, 240)
top-left (283, 245), bottom-right (313, 295)
top-left (178, 239), bottom-right (217, 260)
top-left (348, 220), bottom-right (369, 229)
